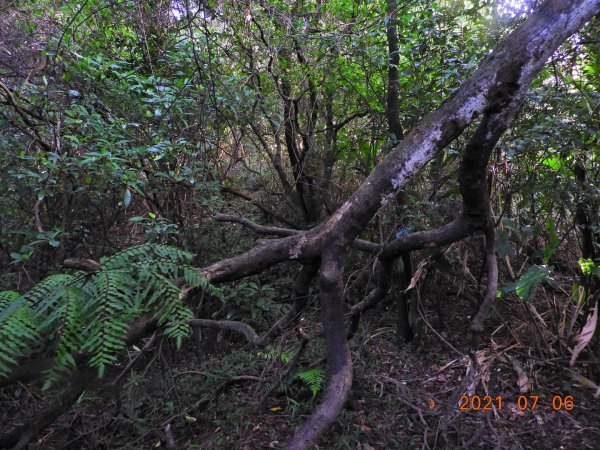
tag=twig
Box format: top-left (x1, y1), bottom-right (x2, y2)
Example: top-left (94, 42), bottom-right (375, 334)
top-left (164, 424), bottom-right (176, 450)
top-left (63, 258), bottom-right (102, 271)
top-left (418, 302), bottom-right (464, 357)
top-left (379, 376), bottom-right (430, 428)
top-left (109, 332), bottom-right (158, 389)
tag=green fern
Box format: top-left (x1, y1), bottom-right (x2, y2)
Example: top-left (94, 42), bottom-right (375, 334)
top-left (296, 368), bottom-right (326, 397)
top-left (0, 244), bottom-right (219, 385)
top-left (43, 286), bottom-right (88, 387)
top-left (161, 298), bottom-right (195, 350)
top-left (0, 305), bottom-right (40, 378)
top-left (0, 290), bottom-right (22, 324)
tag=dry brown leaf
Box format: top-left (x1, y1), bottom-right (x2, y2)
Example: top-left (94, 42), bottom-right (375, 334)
top-left (405, 259), bottom-right (428, 291)
top-left (571, 372), bottom-right (600, 397)
top-left (528, 303), bottom-right (548, 330)
top-left (570, 302), bottom-right (598, 367)
top-left (357, 444), bottom-right (376, 450)
top-left (511, 359), bottom-right (531, 393)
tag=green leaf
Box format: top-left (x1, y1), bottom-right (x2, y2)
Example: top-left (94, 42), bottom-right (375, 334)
top-left (539, 156), bottom-right (564, 171)
top-left (495, 229), bottom-right (511, 258)
top-left (579, 259), bottom-right (600, 280)
top-left (498, 282), bottom-right (516, 298)
top-left (515, 265), bottom-right (550, 301)
top-left (123, 189), bottom-right (132, 207)
top-left (543, 220), bottom-right (559, 264)
top-left (296, 368), bottom-right (326, 397)
top-left (10, 253), bottom-right (23, 261)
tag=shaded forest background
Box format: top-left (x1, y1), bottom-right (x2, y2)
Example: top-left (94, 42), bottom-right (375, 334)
top-left (0, 0), bottom-right (599, 448)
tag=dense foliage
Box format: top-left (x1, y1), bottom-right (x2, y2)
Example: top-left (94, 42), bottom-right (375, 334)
top-left (0, 0), bottom-right (598, 448)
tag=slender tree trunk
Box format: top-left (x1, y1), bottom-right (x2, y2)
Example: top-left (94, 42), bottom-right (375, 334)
top-left (286, 245), bottom-right (352, 450)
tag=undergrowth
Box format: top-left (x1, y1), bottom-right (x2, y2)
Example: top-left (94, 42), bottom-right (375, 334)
top-left (0, 243), bottom-right (219, 386)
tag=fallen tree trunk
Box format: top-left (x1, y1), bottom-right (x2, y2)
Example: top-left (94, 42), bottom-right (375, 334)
top-left (193, 2), bottom-right (600, 448)
top-left (200, 0), bottom-right (600, 282)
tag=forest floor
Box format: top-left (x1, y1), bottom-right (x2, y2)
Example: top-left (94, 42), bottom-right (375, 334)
top-left (2, 263), bottom-right (599, 450)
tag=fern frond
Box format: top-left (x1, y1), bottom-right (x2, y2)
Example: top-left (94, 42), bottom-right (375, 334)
top-left (296, 368), bottom-right (326, 397)
top-left (0, 291), bottom-right (20, 310)
top-left (152, 244), bottom-right (194, 262)
top-left (182, 266), bottom-right (220, 296)
top-left (0, 306), bottom-right (41, 378)
top-left (22, 273), bottom-right (82, 309)
top-left (0, 244), bottom-right (218, 383)
top-left (101, 243), bottom-right (193, 269)
top-left (0, 291), bottom-right (22, 325)
top-left (142, 270), bottom-right (180, 307)
top-left (84, 270), bottom-right (136, 376)
top-left (44, 286), bottom-right (89, 386)
top-left (162, 299), bottom-right (194, 350)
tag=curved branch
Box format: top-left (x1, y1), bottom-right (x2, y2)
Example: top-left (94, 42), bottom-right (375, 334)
top-left (215, 214), bottom-right (298, 236)
top-left (214, 214), bottom-right (379, 253)
top-left (189, 319), bottom-right (261, 345)
top-left (381, 218), bottom-right (473, 259)
top-left (191, 263), bottom-right (320, 348)
top-left (348, 219), bottom-right (474, 340)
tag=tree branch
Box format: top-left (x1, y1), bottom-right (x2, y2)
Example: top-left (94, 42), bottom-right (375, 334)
top-left (220, 185), bottom-right (299, 229)
top-left (189, 319), bottom-right (261, 345)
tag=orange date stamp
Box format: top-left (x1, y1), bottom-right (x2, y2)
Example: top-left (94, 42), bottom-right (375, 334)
top-left (458, 395), bottom-right (574, 412)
